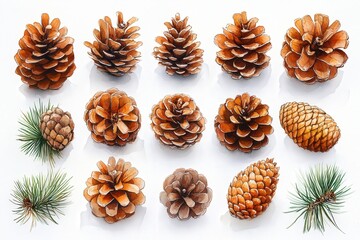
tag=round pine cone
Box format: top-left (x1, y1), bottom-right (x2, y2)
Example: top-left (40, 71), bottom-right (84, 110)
top-left (214, 93), bottom-right (273, 152)
top-left (84, 88), bottom-right (141, 146)
top-left (160, 168), bottom-right (212, 220)
top-left (281, 14), bottom-right (349, 84)
top-left (153, 13), bottom-right (204, 76)
top-left (214, 11), bottom-right (271, 79)
top-left (14, 13), bottom-right (76, 90)
top-left (84, 157), bottom-right (145, 223)
top-left (150, 94), bottom-right (205, 149)
top-left (85, 12), bottom-right (142, 76)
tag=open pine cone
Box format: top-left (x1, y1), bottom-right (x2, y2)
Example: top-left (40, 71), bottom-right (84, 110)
top-left (281, 14), bottom-right (349, 84)
top-left (214, 11), bottom-right (271, 79)
top-left (153, 13), bottom-right (203, 76)
top-left (14, 13), bottom-right (76, 90)
top-left (85, 12), bottom-right (142, 76)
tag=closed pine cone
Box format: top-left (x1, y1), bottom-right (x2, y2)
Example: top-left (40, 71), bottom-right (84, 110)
top-left (214, 11), bottom-right (271, 79)
top-left (84, 88), bottom-right (141, 146)
top-left (14, 13), bottom-right (76, 90)
top-left (214, 93), bottom-right (273, 152)
top-left (84, 157), bottom-right (145, 223)
top-left (281, 14), bottom-right (349, 84)
top-left (160, 168), bottom-right (212, 220)
top-left (153, 13), bottom-right (203, 76)
top-left (150, 94), bottom-right (205, 149)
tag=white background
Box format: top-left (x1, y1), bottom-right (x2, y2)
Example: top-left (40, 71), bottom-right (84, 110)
top-left (1, 0), bottom-right (359, 239)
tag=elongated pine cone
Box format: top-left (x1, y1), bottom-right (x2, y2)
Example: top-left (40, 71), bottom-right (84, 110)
top-left (14, 13), bottom-right (76, 90)
top-left (281, 14), bottom-right (349, 84)
top-left (279, 102), bottom-right (340, 152)
top-left (150, 94), bottom-right (205, 149)
top-left (84, 157), bottom-right (145, 223)
top-left (40, 107), bottom-right (74, 151)
top-left (84, 88), bottom-right (141, 146)
top-left (228, 158), bottom-right (279, 219)
top-left (160, 168), bottom-right (212, 220)
top-left (214, 11), bottom-right (271, 79)
top-left (214, 93), bottom-right (273, 152)
top-left (85, 12), bottom-right (142, 76)
top-left (153, 13), bottom-right (203, 76)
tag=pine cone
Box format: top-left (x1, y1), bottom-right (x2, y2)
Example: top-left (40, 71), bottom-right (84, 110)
top-left (281, 14), bottom-right (349, 84)
top-left (84, 88), bottom-right (141, 146)
top-left (228, 158), bottom-right (279, 219)
top-left (153, 13), bottom-right (203, 76)
top-left (160, 168), bottom-right (212, 220)
top-left (279, 102), bottom-right (341, 152)
top-left (150, 94), bottom-right (205, 149)
top-left (214, 93), bottom-right (273, 152)
top-left (40, 107), bottom-right (74, 151)
top-left (214, 11), bottom-right (271, 79)
top-left (85, 12), bottom-right (142, 76)
top-left (14, 13), bottom-right (76, 90)
top-left (84, 157), bottom-right (145, 223)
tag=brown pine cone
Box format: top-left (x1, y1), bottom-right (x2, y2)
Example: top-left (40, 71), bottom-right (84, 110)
top-left (160, 168), bottom-right (212, 220)
top-left (281, 14), bottom-right (349, 84)
top-left (14, 13), bottom-right (76, 90)
top-left (153, 13), bottom-right (203, 76)
top-left (214, 11), bottom-right (271, 79)
top-left (84, 88), bottom-right (141, 146)
top-left (150, 94), bottom-right (205, 149)
top-left (85, 12), bottom-right (142, 76)
top-left (214, 93), bottom-right (273, 152)
top-left (84, 157), bottom-right (145, 223)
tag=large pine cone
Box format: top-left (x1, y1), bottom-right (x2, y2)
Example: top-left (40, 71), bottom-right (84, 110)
top-left (84, 88), bottom-right (141, 146)
top-left (150, 94), bottom-right (205, 149)
top-left (228, 158), bottom-right (279, 219)
top-left (279, 102), bottom-right (340, 152)
top-left (214, 93), bottom-right (273, 152)
top-left (84, 157), bottom-right (145, 223)
top-left (160, 168), bottom-right (212, 220)
top-left (14, 13), bottom-right (76, 90)
top-left (281, 14), bottom-right (349, 84)
top-left (153, 13), bottom-right (203, 76)
top-left (214, 11), bottom-right (271, 79)
top-left (85, 12), bottom-right (142, 76)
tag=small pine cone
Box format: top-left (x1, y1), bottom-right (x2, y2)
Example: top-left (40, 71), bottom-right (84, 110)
top-left (85, 12), bottom-right (142, 76)
top-left (279, 102), bottom-right (340, 152)
top-left (153, 13), bottom-right (203, 76)
top-left (84, 157), bottom-right (145, 223)
top-left (228, 158), bottom-right (279, 219)
top-left (281, 14), bottom-right (349, 84)
top-left (14, 13), bottom-right (76, 90)
top-left (84, 88), bottom-right (141, 146)
top-left (150, 94), bottom-right (205, 149)
top-left (214, 93), bottom-right (273, 152)
top-left (160, 168), bottom-right (212, 220)
top-left (214, 11), bottom-right (271, 79)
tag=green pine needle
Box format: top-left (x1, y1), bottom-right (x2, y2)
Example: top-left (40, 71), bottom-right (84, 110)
top-left (11, 171), bottom-right (73, 230)
top-left (287, 165), bottom-right (351, 233)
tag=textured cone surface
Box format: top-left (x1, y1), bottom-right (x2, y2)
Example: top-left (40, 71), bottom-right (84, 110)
top-left (40, 107), bottom-right (74, 151)
top-left (214, 93), bottom-right (273, 152)
top-left (84, 157), bottom-right (145, 223)
top-left (153, 13), bottom-right (203, 76)
top-left (281, 14), bottom-right (349, 84)
top-left (85, 12), bottom-right (142, 76)
top-left (160, 168), bottom-right (212, 220)
top-left (84, 88), bottom-right (141, 146)
top-left (214, 11), bottom-right (271, 79)
top-left (279, 102), bottom-right (340, 152)
top-left (14, 13), bottom-right (76, 90)
top-left (150, 94), bottom-right (205, 149)
top-left (228, 158), bottom-right (279, 219)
